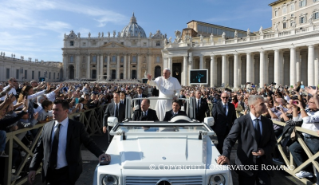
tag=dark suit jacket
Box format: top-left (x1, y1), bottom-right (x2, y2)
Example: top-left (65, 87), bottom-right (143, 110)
top-left (132, 108), bottom-right (159, 121)
top-left (163, 110), bottom-right (187, 121)
top-left (29, 119), bottom-right (103, 183)
top-left (211, 101), bottom-right (236, 136)
top-left (222, 114), bottom-right (277, 176)
top-left (152, 88), bottom-right (159, 96)
top-left (103, 102), bottom-right (125, 126)
top-left (132, 94), bottom-right (148, 108)
top-left (195, 98), bottom-right (209, 122)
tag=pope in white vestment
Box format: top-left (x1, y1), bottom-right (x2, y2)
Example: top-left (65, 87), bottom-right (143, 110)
top-left (148, 69), bottom-right (182, 121)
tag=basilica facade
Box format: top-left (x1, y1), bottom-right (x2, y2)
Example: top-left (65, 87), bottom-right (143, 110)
top-left (62, 13), bottom-right (165, 81)
top-left (162, 0), bottom-right (319, 87)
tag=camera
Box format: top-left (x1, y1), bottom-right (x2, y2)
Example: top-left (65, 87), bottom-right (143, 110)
top-left (276, 106), bottom-right (281, 110)
top-left (291, 96), bottom-right (298, 100)
top-left (293, 101), bottom-right (299, 105)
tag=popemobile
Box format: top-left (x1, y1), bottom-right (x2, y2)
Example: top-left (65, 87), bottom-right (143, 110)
top-left (93, 96), bottom-right (233, 185)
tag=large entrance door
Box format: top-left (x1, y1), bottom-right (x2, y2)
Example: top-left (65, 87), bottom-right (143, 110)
top-left (154, 66), bottom-right (161, 78)
top-left (132, 70), bottom-right (137, 79)
top-left (172, 63), bottom-right (181, 83)
top-left (112, 70), bottom-right (116, 79)
top-left (69, 65), bottom-right (74, 79)
top-left (91, 70), bottom-right (96, 79)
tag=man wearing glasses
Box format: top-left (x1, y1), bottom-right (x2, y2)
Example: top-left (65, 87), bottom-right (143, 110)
top-left (0, 77), bottom-right (18, 104)
top-left (211, 91), bottom-right (236, 153)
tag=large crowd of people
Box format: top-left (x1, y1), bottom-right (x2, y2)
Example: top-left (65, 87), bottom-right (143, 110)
top-left (0, 67), bottom-right (319, 184)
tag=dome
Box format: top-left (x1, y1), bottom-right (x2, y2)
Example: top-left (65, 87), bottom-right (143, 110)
top-left (120, 13), bottom-right (147, 38)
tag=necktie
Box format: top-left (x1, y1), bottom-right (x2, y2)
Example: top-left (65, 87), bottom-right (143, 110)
top-left (143, 111), bottom-right (146, 116)
top-left (223, 105), bottom-right (226, 114)
top-left (115, 104), bottom-right (119, 117)
top-left (254, 119), bottom-right (261, 145)
top-left (50, 123), bottom-right (61, 168)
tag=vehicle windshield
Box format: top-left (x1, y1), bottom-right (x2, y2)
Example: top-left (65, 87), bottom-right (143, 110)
top-left (114, 124), bottom-right (209, 133)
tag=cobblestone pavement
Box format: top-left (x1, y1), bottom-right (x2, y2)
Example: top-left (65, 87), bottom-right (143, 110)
top-left (24, 134), bottom-right (304, 185)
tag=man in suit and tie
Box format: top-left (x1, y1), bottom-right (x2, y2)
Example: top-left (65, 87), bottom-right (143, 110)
top-left (195, 90), bottom-right (209, 122)
top-left (163, 100), bottom-right (187, 121)
top-left (132, 87), bottom-right (148, 110)
top-left (132, 99), bottom-right (159, 121)
top-left (217, 95), bottom-right (277, 185)
top-left (103, 92), bottom-right (125, 134)
top-left (211, 91), bottom-right (236, 153)
top-left (28, 99), bottom-right (110, 185)
top-left (119, 91), bottom-right (126, 106)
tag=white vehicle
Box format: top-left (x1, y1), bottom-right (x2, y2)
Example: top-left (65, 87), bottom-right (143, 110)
top-left (93, 97), bottom-right (233, 185)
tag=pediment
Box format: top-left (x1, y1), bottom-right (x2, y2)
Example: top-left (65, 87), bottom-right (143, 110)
top-left (101, 42), bottom-right (127, 49)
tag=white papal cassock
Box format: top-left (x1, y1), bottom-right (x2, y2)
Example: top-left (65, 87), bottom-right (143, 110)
top-left (149, 76), bottom-right (182, 121)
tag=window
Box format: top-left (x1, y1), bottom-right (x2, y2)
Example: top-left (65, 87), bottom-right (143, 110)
top-left (156, 41), bottom-right (161, 46)
top-left (282, 6), bottom-right (287, 14)
top-left (6, 68), bottom-right (10, 79)
top-left (275, 10), bottom-right (278, 17)
top-left (132, 56), bottom-right (137, 63)
top-left (49, 72), bottom-right (51, 79)
top-left (104, 65), bottom-right (107, 67)
top-left (300, 16), bottom-right (306, 23)
top-left (24, 70), bottom-right (27, 79)
top-left (82, 42), bottom-right (86, 46)
top-left (104, 56), bottom-right (108, 62)
top-left (290, 3), bottom-right (295, 11)
top-left (69, 56), bottom-right (74, 63)
top-left (121, 42), bottom-right (124, 45)
top-left (120, 57), bottom-right (124, 62)
top-left (92, 55), bottom-right (97, 63)
top-left (112, 56), bottom-right (116, 62)
top-left (38, 71), bottom-right (41, 78)
top-left (314, 12), bottom-right (319, 19)
top-left (70, 41), bottom-right (74, 46)
top-left (53, 73), bottom-right (55, 80)
top-left (32, 71), bottom-right (34, 79)
top-left (283, 22), bottom-right (287, 29)
top-left (104, 42), bottom-right (107, 45)
top-left (299, 0), bottom-right (306, 7)
top-left (57, 73), bottom-right (59, 78)
top-left (16, 69), bottom-right (19, 79)
top-left (156, 56), bottom-right (160, 63)
top-left (143, 42), bottom-right (147, 46)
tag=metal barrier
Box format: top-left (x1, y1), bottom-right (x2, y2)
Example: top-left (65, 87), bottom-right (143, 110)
top-left (2, 104), bottom-right (107, 185)
top-left (273, 120), bottom-right (319, 185)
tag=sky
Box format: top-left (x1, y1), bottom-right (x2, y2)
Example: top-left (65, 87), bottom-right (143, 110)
top-left (0, 0), bottom-right (275, 62)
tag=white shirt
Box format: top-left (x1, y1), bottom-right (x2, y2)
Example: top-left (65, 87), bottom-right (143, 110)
top-left (51, 117), bottom-right (69, 169)
top-left (293, 110), bottom-right (319, 134)
top-left (249, 112), bottom-right (263, 135)
top-left (1, 85), bottom-right (17, 104)
top-left (46, 91), bottom-right (56, 102)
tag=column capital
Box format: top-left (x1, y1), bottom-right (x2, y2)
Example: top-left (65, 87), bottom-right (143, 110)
top-left (308, 45), bottom-right (314, 48)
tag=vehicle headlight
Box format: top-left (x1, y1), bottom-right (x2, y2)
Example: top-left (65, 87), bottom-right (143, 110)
top-left (208, 174), bottom-right (225, 185)
top-left (102, 175), bottom-right (118, 185)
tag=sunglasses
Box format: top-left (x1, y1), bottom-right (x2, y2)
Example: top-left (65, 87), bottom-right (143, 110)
top-left (221, 97), bottom-right (229, 99)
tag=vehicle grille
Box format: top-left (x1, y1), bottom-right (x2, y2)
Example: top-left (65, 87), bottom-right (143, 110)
top-left (125, 176), bottom-right (203, 185)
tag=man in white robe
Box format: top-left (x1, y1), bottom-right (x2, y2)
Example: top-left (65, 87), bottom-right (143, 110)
top-left (147, 68), bottom-right (182, 121)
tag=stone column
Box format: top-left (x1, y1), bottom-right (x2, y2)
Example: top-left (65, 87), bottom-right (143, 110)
top-left (148, 54), bottom-right (152, 78)
top-left (308, 45), bottom-right (315, 86)
top-left (124, 55), bottom-right (127, 79)
top-left (75, 55), bottom-right (80, 79)
top-left (100, 55), bottom-right (103, 81)
top-left (63, 54), bottom-right (67, 80)
top-left (117, 55), bottom-right (120, 79)
top-left (107, 55), bottom-right (110, 80)
top-left (234, 54), bottom-right (239, 88)
top-left (86, 55), bottom-right (90, 79)
top-left (96, 55), bottom-right (100, 79)
top-left (296, 50), bottom-right (301, 83)
top-left (315, 48), bottom-right (319, 86)
top-left (259, 51), bottom-right (265, 87)
top-left (188, 54), bottom-right (193, 86)
top-left (199, 55), bottom-right (203, 69)
top-left (246, 53), bottom-right (252, 83)
top-left (167, 57), bottom-right (172, 70)
top-left (127, 55), bottom-right (131, 79)
top-left (222, 55), bottom-right (229, 86)
top-left (183, 56), bottom-right (188, 86)
top-left (137, 54), bottom-right (140, 79)
top-left (274, 49), bottom-right (280, 86)
top-left (279, 51), bottom-right (284, 86)
top-left (210, 55), bottom-right (216, 87)
top-left (290, 47), bottom-right (296, 86)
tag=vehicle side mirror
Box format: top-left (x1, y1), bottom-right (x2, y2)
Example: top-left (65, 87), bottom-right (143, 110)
top-left (107, 117), bottom-right (118, 127)
top-left (204, 117), bottom-right (214, 127)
